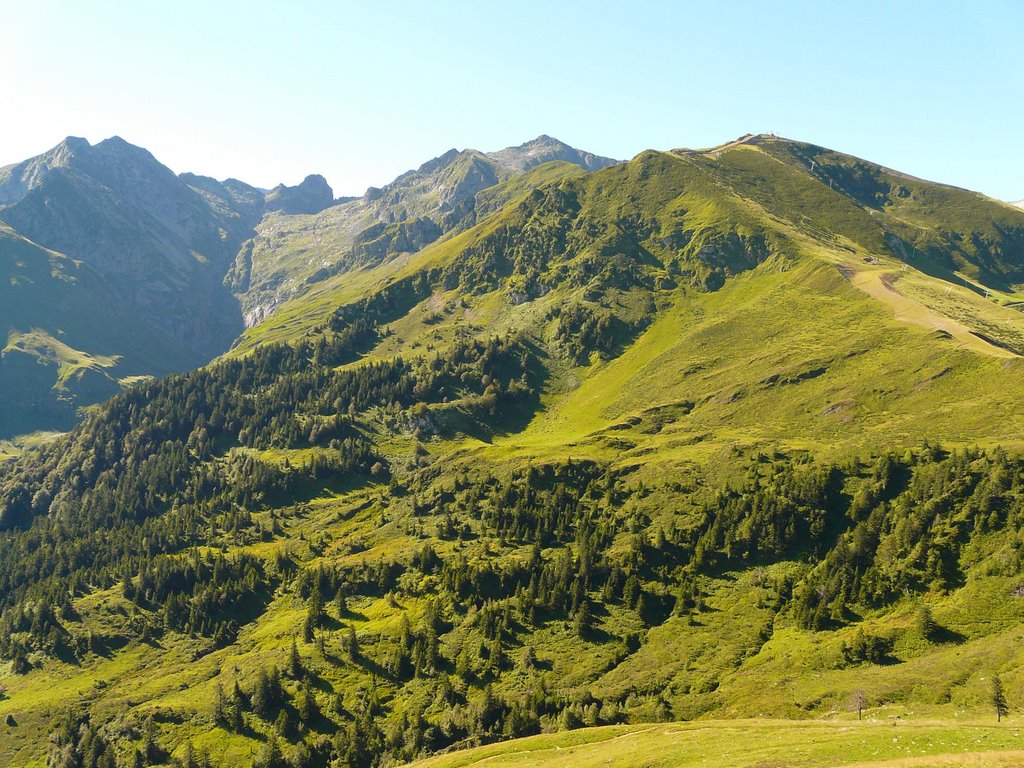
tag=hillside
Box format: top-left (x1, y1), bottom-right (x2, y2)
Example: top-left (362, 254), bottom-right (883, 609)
top-left (0, 137), bottom-right (261, 439)
top-left (0, 137), bottom-right (251, 354)
top-left (1, 135), bottom-right (1024, 768)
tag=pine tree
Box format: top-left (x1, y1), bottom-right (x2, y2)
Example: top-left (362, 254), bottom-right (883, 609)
top-left (346, 625), bottom-right (359, 662)
top-left (251, 667), bottom-right (273, 719)
top-left (992, 674), bottom-right (1009, 722)
top-left (141, 716), bottom-right (160, 763)
top-left (274, 708), bottom-right (291, 739)
top-left (573, 599), bottom-right (593, 638)
top-left (213, 682), bottom-right (226, 724)
top-left (915, 605), bottom-right (935, 641)
top-left (229, 697), bottom-right (244, 733)
top-left (255, 732), bottom-right (287, 768)
top-left (297, 678), bottom-right (318, 723)
top-left (288, 636), bottom-right (303, 679)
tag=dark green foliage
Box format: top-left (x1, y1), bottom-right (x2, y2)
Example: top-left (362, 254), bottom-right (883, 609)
top-left (915, 605), bottom-right (936, 641)
top-left (254, 732), bottom-right (288, 768)
top-left (843, 629), bottom-right (892, 664)
top-left (0, 331), bottom-right (535, 661)
top-left (289, 636), bottom-right (304, 678)
top-left (7, 134), bottom-right (1024, 768)
top-left (552, 302), bottom-right (638, 364)
top-left (46, 711), bottom-right (117, 768)
top-left (10, 313), bottom-right (1024, 766)
top-left (297, 678), bottom-right (318, 724)
top-left (345, 625), bottom-right (360, 662)
top-left (251, 665), bottom-right (285, 720)
top-left (176, 742), bottom-right (213, 768)
top-left (992, 674), bottom-right (1009, 722)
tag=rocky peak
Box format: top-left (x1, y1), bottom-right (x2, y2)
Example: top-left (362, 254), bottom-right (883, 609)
top-left (485, 134), bottom-right (618, 174)
top-left (0, 135), bottom-right (185, 213)
top-left (415, 148), bottom-right (462, 176)
top-left (264, 173), bottom-right (334, 215)
top-left (0, 135), bottom-right (251, 359)
top-left (0, 136), bottom-right (87, 205)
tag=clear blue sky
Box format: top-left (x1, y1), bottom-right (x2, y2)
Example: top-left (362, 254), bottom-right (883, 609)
top-left (3, 0), bottom-right (1021, 199)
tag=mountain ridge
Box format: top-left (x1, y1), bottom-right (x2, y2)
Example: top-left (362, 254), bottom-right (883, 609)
top-left (228, 137), bottom-right (618, 329)
top-left (484, 134), bottom-right (618, 174)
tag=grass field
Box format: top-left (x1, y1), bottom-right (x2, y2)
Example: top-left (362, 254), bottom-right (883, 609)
top-left (411, 720), bottom-right (1024, 768)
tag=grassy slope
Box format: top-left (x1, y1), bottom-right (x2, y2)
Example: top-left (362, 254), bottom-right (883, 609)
top-left (4, 548), bottom-right (1024, 766)
top-left (411, 721), bottom-right (1024, 768)
top-left (296, 139), bottom-right (1024, 462)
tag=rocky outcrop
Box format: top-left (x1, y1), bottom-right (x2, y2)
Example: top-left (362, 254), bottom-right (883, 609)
top-left (351, 217), bottom-right (443, 264)
top-left (264, 174), bottom-right (335, 215)
top-left (485, 134), bottom-right (618, 174)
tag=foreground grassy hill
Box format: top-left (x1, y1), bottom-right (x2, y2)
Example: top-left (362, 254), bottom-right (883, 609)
top-left (411, 720), bottom-right (1024, 768)
top-left (2, 135), bottom-right (1024, 767)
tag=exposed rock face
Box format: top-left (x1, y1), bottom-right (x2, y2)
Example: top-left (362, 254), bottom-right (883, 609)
top-left (351, 217), bottom-right (443, 264)
top-left (180, 172), bottom-right (267, 239)
top-left (0, 221), bottom-right (197, 436)
top-left (485, 134), bottom-right (618, 174)
top-left (264, 174), bottom-right (335, 215)
top-left (0, 136), bottom-right (258, 358)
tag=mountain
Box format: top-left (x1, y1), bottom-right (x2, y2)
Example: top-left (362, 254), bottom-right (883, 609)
top-left (264, 174), bottom-right (337, 215)
top-left (0, 137), bottom-right (262, 436)
top-left (0, 137), bottom-right (251, 352)
top-left (0, 222), bottom-right (195, 437)
top-left (227, 137), bottom-right (618, 328)
top-left (484, 134), bottom-right (618, 174)
top-left (2, 134), bottom-right (1024, 767)
top-left (1012, 199), bottom-right (1024, 210)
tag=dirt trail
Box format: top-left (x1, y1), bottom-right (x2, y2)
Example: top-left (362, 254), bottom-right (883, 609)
top-left (834, 261), bottom-right (1016, 359)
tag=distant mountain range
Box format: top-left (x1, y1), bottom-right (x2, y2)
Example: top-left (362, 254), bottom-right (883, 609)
top-left (0, 134), bottom-right (617, 437)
